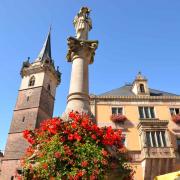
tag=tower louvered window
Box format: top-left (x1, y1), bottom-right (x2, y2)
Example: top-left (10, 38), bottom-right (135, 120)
top-left (29, 76), bottom-right (35, 87)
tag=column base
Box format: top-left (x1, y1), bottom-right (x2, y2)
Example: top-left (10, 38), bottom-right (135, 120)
top-left (66, 92), bottom-right (90, 112)
top-left (62, 92), bottom-right (92, 121)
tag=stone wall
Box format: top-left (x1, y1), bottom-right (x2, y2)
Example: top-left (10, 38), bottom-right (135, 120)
top-left (1, 160), bottom-right (20, 180)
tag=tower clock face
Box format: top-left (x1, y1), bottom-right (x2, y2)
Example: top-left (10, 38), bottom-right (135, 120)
top-left (24, 89), bottom-right (33, 97)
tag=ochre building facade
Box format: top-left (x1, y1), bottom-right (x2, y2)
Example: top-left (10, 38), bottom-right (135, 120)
top-left (90, 72), bottom-right (180, 180)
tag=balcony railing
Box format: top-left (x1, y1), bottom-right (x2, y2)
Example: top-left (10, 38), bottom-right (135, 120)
top-left (142, 147), bottom-right (175, 159)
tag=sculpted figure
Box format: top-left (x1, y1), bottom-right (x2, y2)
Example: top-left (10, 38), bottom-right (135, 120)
top-left (73, 7), bottom-right (92, 40)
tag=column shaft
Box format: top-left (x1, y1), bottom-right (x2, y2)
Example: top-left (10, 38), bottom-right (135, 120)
top-left (69, 57), bottom-right (88, 94)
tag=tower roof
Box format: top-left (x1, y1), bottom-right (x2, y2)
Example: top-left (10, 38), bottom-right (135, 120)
top-left (134, 71), bottom-right (147, 81)
top-left (36, 29), bottom-right (52, 62)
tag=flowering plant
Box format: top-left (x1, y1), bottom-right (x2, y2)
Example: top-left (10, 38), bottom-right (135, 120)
top-left (172, 114), bottom-right (180, 124)
top-left (21, 112), bottom-right (134, 180)
top-left (111, 114), bottom-right (127, 123)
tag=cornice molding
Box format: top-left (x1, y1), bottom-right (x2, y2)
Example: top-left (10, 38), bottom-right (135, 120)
top-left (90, 95), bottom-right (180, 101)
top-left (21, 63), bottom-right (61, 85)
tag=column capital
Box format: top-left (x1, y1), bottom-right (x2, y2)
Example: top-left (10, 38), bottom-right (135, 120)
top-left (66, 37), bottom-right (98, 64)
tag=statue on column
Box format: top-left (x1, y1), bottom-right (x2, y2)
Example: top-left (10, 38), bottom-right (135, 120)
top-left (73, 7), bottom-right (92, 40)
top-left (64, 7), bottom-right (98, 117)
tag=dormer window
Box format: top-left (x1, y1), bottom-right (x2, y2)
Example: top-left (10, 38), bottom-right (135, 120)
top-left (132, 72), bottom-right (149, 95)
top-left (140, 84), bottom-right (145, 93)
top-left (28, 76), bottom-right (35, 87)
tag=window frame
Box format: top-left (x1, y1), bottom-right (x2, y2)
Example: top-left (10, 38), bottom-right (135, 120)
top-left (28, 76), bottom-right (35, 87)
top-left (145, 130), bottom-right (167, 147)
top-left (139, 83), bottom-right (145, 93)
top-left (47, 84), bottom-right (51, 91)
top-left (111, 106), bottom-right (124, 115)
top-left (138, 106), bottom-right (156, 119)
top-left (169, 108), bottom-right (180, 116)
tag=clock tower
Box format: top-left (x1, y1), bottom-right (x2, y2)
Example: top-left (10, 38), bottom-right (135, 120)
top-left (1, 30), bottom-right (61, 180)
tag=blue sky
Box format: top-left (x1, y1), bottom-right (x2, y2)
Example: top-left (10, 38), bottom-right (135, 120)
top-left (0, 0), bottom-right (180, 151)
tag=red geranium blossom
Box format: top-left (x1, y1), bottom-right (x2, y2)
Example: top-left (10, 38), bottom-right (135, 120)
top-left (21, 112), bottom-right (134, 180)
top-left (172, 114), bottom-right (180, 124)
top-left (110, 114), bottom-right (127, 123)
top-left (81, 161), bottom-right (88, 167)
top-left (54, 152), bottom-right (61, 158)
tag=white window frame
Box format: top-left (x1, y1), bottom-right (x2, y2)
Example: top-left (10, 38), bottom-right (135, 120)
top-left (139, 83), bottom-right (145, 93)
top-left (111, 106), bottom-right (124, 115)
top-left (145, 131), bottom-right (167, 147)
top-left (138, 106), bottom-right (156, 119)
top-left (169, 108), bottom-right (180, 116)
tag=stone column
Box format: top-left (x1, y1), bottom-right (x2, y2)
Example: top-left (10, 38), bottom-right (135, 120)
top-left (65, 37), bottom-right (98, 115)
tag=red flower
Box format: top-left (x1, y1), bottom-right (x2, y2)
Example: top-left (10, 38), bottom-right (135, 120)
top-left (101, 159), bottom-right (108, 165)
top-left (25, 147), bottom-right (34, 156)
top-left (68, 134), bottom-right (74, 141)
top-left (101, 149), bottom-right (108, 157)
top-left (42, 163), bottom-right (48, 169)
top-left (77, 170), bottom-right (85, 177)
top-left (28, 138), bottom-right (35, 145)
top-left (64, 145), bottom-right (72, 156)
top-left (60, 137), bottom-right (65, 142)
top-left (22, 112), bottom-right (132, 180)
top-left (74, 133), bottom-right (82, 141)
top-left (172, 114), bottom-right (180, 123)
top-left (22, 130), bottom-right (30, 139)
top-left (71, 122), bottom-right (77, 129)
top-left (81, 161), bottom-right (88, 167)
top-left (38, 152), bottom-right (44, 158)
top-left (91, 134), bottom-right (97, 140)
top-left (110, 114), bottom-right (127, 123)
top-left (91, 124), bottom-right (99, 131)
top-left (69, 111), bottom-right (76, 119)
top-left (90, 175), bottom-right (97, 180)
top-left (68, 160), bottom-right (74, 165)
top-left (54, 152), bottom-right (61, 158)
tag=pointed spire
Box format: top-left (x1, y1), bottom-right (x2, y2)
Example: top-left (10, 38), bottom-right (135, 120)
top-left (36, 27), bottom-right (52, 62)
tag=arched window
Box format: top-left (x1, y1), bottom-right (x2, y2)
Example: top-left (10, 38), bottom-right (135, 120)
top-left (140, 84), bottom-right (145, 93)
top-left (29, 76), bottom-right (35, 87)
